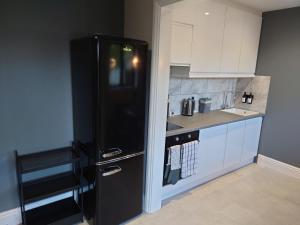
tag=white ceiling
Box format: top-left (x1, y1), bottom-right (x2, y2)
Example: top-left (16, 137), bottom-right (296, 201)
top-left (231, 0), bottom-right (300, 12)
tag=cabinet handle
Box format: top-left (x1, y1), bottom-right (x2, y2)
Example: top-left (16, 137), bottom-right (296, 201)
top-left (102, 166), bottom-right (122, 176)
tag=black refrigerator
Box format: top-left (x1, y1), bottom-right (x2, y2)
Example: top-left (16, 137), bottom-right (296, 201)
top-left (70, 35), bottom-right (148, 225)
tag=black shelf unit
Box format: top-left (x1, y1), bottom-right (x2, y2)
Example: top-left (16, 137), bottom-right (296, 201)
top-left (16, 147), bottom-right (83, 225)
top-left (19, 147), bottom-right (80, 173)
top-left (79, 189), bottom-right (95, 220)
top-left (25, 197), bottom-right (81, 225)
top-left (77, 145), bottom-right (96, 221)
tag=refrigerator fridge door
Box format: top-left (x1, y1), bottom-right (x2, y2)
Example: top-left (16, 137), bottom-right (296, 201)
top-left (97, 37), bottom-right (148, 162)
top-left (95, 154), bottom-right (144, 225)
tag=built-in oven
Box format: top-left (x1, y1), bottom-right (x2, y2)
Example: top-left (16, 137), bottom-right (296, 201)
top-left (163, 130), bottom-right (199, 186)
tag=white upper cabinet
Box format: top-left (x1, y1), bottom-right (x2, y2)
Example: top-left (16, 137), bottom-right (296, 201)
top-left (170, 22), bottom-right (193, 66)
top-left (220, 7), bottom-right (244, 73)
top-left (238, 12), bottom-right (262, 74)
top-left (171, 0), bottom-right (196, 25)
top-left (169, 0), bottom-right (262, 77)
top-left (190, 1), bottom-right (227, 74)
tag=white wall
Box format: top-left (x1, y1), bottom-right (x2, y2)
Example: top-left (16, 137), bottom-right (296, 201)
top-left (125, 0), bottom-right (180, 213)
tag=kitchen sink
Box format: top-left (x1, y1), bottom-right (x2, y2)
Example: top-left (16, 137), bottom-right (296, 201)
top-left (221, 108), bottom-right (259, 117)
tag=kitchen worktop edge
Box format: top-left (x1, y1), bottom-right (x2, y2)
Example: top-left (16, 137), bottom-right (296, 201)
top-left (166, 111), bottom-right (264, 137)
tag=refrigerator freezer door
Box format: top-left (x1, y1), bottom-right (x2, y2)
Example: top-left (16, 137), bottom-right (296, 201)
top-left (97, 38), bottom-right (148, 161)
top-left (95, 154), bottom-right (144, 225)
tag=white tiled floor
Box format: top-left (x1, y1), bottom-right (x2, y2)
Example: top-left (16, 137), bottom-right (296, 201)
top-left (81, 164), bottom-right (300, 225)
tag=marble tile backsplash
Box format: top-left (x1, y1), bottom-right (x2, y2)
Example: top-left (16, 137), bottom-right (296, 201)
top-left (234, 76), bottom-right (271, 113)
top-left (168, 78), bottom-right (237, 116)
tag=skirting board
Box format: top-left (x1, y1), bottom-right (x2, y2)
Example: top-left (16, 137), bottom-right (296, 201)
top-left (0, 207), bottom-right (88, 225)
top-left (257, 154), bottom-right (300, 179)
top-left (0, 207), bottom-right (21, 225)
top-left (0, 192), bottom-right (73, 225)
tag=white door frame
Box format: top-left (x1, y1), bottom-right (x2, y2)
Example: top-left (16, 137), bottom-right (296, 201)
top-left (144, 0), bottom-right (182, 213)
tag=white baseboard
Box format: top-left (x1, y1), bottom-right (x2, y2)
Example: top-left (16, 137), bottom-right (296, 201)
top-left (0, 207), bottom-right (21, 225)
top-left (0, 206), bottom-right (88, 225)
top-left (0, 192), bottom-right (73, 225)
top-left (257, 154), bottom-right (300, 179)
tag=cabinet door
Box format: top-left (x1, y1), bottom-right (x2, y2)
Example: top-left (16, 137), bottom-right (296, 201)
top-left (190, 1), bottom-right (227, 73)
top-left (170, 22), bottom-right (193, 65)
top-left (171, 0), bottom-right (196, 25)
top-left (224, 121), bottom-right (245, 169)
top-left (198, 125), bottom-right (227, 178)
top-left (220, 7), bottom-right (244, 73)
top-left (96, 155), bottom-right (144, 225)
top-left (238, 12), bottom-right (262, 74)
top-left (242, 117), bottom-right (263, 161)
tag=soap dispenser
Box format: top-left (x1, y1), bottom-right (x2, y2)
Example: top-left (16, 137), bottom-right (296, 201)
top-left (247, 92), bottom-right (254, 104)
top-left (242, 92), bottom-right (248, 103)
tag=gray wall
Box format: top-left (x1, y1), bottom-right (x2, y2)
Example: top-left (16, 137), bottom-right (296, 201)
top-left (0, 0), bottom-right (123, 212)
top-left (256, 7), bottom-right (300, 167)
top-left (124, 0), bottom-right (153, 48)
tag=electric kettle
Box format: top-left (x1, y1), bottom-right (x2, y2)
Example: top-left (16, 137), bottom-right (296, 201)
top-left (181, 97), bottom-right (195, 116)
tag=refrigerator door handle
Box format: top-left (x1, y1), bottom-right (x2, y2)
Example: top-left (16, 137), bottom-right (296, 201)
top-left (102, 148), bottom-right (123, 158)
top-left (102, 165), bottom-right (122, 177)
top-left (95, 151), bottom-right (144, 166)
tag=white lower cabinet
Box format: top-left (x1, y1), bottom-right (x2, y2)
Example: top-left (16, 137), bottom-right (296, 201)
top-left (224, 121), bottom-right (245, 169)
top-left (162, 117), bottom-right (263, 200)
top-left (242, 117), bottom-right (263, 162)
top-left (198, 124), bottom-right (227, 178)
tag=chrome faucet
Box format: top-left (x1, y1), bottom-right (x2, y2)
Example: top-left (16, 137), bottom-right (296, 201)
top-left (221, 91), bottom-right (229, 109)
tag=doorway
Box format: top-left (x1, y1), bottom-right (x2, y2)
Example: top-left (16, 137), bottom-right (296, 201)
top-left (144, 0), bottom-right (182, 213)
